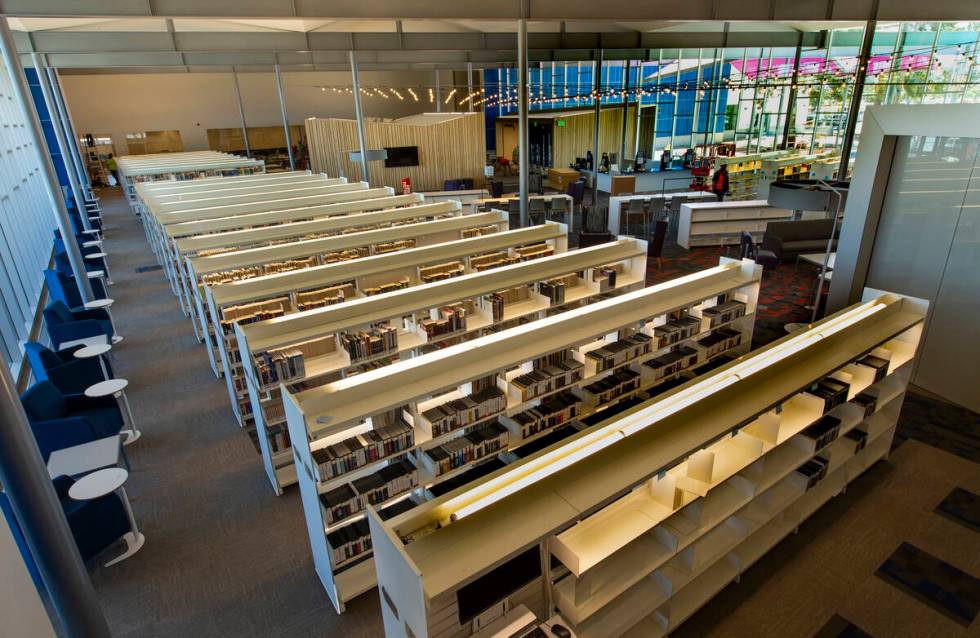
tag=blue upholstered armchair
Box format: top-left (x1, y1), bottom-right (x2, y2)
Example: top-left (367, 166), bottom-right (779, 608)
top-left (42, 301), bottom-right (113, 350)
top-left (20, 381), bottom-right (124, 461)
top-left (54, 243), bottom-right (107, 276)
top-left (24, 342), bottom-right (113, 394)
top-left (52, 476), bottom-right (129, 562)
top-left (43, 269), bottom-right (107, 308)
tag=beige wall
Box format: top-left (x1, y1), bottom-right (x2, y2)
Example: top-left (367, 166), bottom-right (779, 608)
top-left (60, 70), bottom-right (455, 155)
top-left (553, 106), bottom-right (638, 169)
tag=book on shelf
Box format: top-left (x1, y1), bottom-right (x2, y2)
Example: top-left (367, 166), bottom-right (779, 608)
top-left (805, 377), bottom-right (849, 413)
top-left (592, 264), bottom-right (622, 293)
top-left (311, 418), bottom-right (414, 482)
top-left (851, 391), bottom-right (877, 418)
top-left (340, 325), bottom-right (398, 363)
top-left (197, 246), bottom-right (239, 257)
top-left (470, 251), bottom-right (520, 272)
top-left (538, 273), bottom-right (577, 305)
top-left (320, 483), bottom-right (362, 526)
top-left (351, 458), bottom-right (418, 507)
top-left (264, 256), bottom-right (318, 275)
top-left (419, 419), bottom-right (508, 477)
top-left (510, 357), bottom-right (584, 402)
top-left (482, 285), bottom-right (532, 322)
top-left (326, 517), bottom-right (372, 567)
top-left (220, 298), bottom-right (288, 333)
top-left (793, 455), bottom-right (830, 491)
top-left (419, 261), bottom-right (465, 283)
top-left (856, 354), bottom-right (889, 383)
top-left (696, 328), bottom-right (742, 359)
top-left (585, 332), bottom-right (653, 372)
top-left (201, 265), bottom-right (263, 287)
top-left (322, 247), bottom-right (369, 264)
top-left (800, 414), bottom-right (842, 452)
top-left (504, 390), bottom-right (581, 440)
top-left (294, 282), bottom-right (351, 311)
top-left (363, 277), bottom-right (410, 296)
top-left (374, 239), bottom-right (416, 255)
top-left (701, 299), bottom-right (747, 327)
top-left (513, 242), bottom-right (554, 261)
top-left (644, 345), bottom-right (699, 380)
top-left (361, 418), bottom-right (415, 463)
top-left (460, 225), bottom-right (500, 239)
top-left (254, 347), bottom-right (306, 385)
top-left (418, 305), bottom-right (467, 340)
top-left (420, 385), bottom-right (507, 437)
top-left (580, 367), bottom-right (641, 405)
top-left (653, 316), bottom-right (701, 349)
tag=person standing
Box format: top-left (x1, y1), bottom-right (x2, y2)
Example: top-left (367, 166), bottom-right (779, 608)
top-left (105, 154), bottom-right (119, 186)
top-left (711, 164), bottom-right (730, 201)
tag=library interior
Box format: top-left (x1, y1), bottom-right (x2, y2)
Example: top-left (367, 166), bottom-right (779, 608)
top-left (1, 3), bottom-right (980, 638)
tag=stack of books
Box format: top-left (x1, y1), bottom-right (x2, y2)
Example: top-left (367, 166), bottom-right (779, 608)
top-left (505, 391), bottom-right (581, 439)
top-left (539, 275), bottom-right (574, 305)
top-left (220, 299), bottom-right (288, 334)
top-left (360, 419), bottom-right (414, 464)
top-left (419, 261), bottom-right (465, 283)
top-left (470, 251), bottom-right (519, 271)
top-left (514, 242), bottom-right (554, 260)
top-left (581, 368), bottom-right (641, 405)
top-left (363, 277), bottom-right (411, 296)
top-left (351, 458), bottom-right (418, 506)
top-left (374, 239), bottom-right (416, 255)
top-left (312, 434), bottom-right (368, 480)
top-left (644, 345), bottom-right (699, 380)
top-left (696, 328), bottom-right (742, 359)
top-left (322, 248), bottom-right (369, 264)
top-left (197, 246), bottom-right (239, 257)
top-left (267, 424), bottom-right (290, 453)
top-left (420, 420), bottom-right (509, 476)
top-left (201, 266), bottom-right (263, 287)
top-left (340, 326), bottom-right (398, 362)
top-left (320, 483), bottom-right (361, 525)
top-left (295, 287), bottom-right (346, 311)
top-left (255, 347), bottom-right (305, 385)
top-left (420, 386), bottom-right (506, 437)
top-left (852, 391), bottom-right (877, 418)
top-left (483, 286), bottom-right (531, 322)
top-left (461, 225), bottom-right (500, 239)
top-left (856, 354), bottom-right (890, 383)
top-left (793, 456), bottom-right (830, 491)
top-left (264, 256), bottom-right (318, 275)
top-left (418, 305), bottom-right (467, 340)
top-left (510, 359), bottom-right (584, 401)
top-left (585, 332), bottom-right (653, 372)
top-left (653, 316), bottom-right (702, 349)
top-left (799, 415), bottom-right (842, 452)
top-left (844, 428), bottom-right (868, 452)
top-left (326, 518), bottom-right (372, 567)
top-left (807, 377), bottom-right (849, 413)
top-left (701, 299), bottom-right (747, 328)
top-left (592, 265), bottom-right (621, 293)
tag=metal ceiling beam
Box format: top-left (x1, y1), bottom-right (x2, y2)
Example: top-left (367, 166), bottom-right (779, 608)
top-left (0, 0), bottom-right (976, 20)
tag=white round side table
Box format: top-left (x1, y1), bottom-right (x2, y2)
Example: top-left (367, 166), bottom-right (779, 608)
top-left (82, 298), bottom-right (122, 344)
top-left (85, 379), bottom-right (140, 444)
top-left (74, 343), bottom-right (113, 379)
top-left (69, 467), bottom-right (145, 567)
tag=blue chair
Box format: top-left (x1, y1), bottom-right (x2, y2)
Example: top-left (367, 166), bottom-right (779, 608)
top-left (44, 269), bottom-right (108, 308)
top-left (24, 342), bottom-right (113, 394)
top-left (20, 381), bottom-right (125, 461)
top-left (0, 493), bottom-right (45, 591)
top-left (52, 475), bottom-right (129, 562)
top-left (53, 249), bottom-right (107, 280)
top-left (42, 301), bottom-right (114, 351)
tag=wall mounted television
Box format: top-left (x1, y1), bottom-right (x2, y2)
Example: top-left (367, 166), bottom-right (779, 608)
top-left (384, 146), bottom-right (420, 168)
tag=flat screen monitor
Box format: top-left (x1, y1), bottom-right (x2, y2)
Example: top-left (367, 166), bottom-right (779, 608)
top-left (384, 146), bottom-right (419, 168)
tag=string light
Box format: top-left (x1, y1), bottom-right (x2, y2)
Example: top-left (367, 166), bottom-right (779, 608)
top-left (407, 87), bottom-right (419, 101)
top-left (428, 88), bottom-right (434, 103)
top-left (443, 88), bottom-right (457, 105)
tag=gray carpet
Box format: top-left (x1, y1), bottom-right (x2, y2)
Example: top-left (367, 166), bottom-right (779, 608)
top-left (86, 189), bottom-right (385, 637)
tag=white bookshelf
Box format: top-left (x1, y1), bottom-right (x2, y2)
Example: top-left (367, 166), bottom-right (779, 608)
top-left (119, 151), bottom-right (265, 210)
top-left (606, 191), bottom-right (715, 236)
top-left (133, 170), bottom-right (314, 216)
top-left (238, 237), bottom-right (644, 498)
top-left (180, 201), bottom-right (472, 365)
top-left (368, 289), bottom-right (925, 638)
top-left (677, 200), bottom-right (794, 249)
top-left (281, 258), bottom-right (761, 613)
top-left (210, 223), bottom-right (567, 432)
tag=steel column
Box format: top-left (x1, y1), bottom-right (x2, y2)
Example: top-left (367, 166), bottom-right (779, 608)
top-left (837, 20), bottom-right (876, 179)
top-left (232, 71), bottom-right (252, 157)
top-left (781, 41), bottom-right (804, 149)
top-left (273, 63), bottom-right (295, 170)
top-left (591, 50), bottom-right (603, 208)
top-left (619, 59), bottom-right (631, 167)
top-left (435, 70), bottom-right (442, 112)
top-left (467, 62), bottom-right (474, 112)
top-left (0, 23), bottom-right (94, 303)
top-left (517, 17), bottom-right (529, 227)
top-left (349, 51), bottom-right (370, 184)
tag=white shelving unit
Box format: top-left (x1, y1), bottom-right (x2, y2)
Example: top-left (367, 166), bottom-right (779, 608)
top-left (677, 200), bottom-right (794, 249)
top-left (190, 207), bottom-right (504, 381)
top-left (119, 151), bottom-right (265, 210)
top-left (606, 191), bottom-right (716, 236)
top-left (141, 174), bottom-right (342, 214)
top-left (367, 288), bottom-right (925, 638)
top-left (281, 258), bottom-right (761, 613)
top-left (182, 201), bottom-right (473, 368)
top-left (239, 237), bottom-right (644, 498)
top-left (210, 223), bottom-right (567, 431)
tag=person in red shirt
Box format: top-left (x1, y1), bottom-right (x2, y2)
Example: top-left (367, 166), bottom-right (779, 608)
top-left (711, 164), bottom-right (730, 201)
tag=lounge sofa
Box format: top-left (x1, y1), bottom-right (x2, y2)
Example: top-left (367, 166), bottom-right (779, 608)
top-left (761, 219), bottom-right (839, 262)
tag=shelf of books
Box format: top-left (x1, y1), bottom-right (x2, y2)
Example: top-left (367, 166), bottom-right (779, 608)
top-left (178, 200), bottom-right (467, 354)
top-left (119, 151), bottom-right (265, 211)
top-left (189, 208), bottom-right (504, 378)
top-left (144, 182), bottom-right (386, 278)
top-left (238, 237), bottom-right (644, 498)
top-left (147, 186), bottom-right (395, 311)
top-left (143, 177), bottom-right (349, 218)
top-left (133, 170), bottom-right (316, 218)
top-left (280, 257), bottom-right (761, 613)
top-left (367, 288), bottom-right (925, 638)
top-left (160, 194), bottom-right (424, 310)
top-left (210, 222), bottom-right (566, 431)
top-left (677, 200), bottom-right (794, 249)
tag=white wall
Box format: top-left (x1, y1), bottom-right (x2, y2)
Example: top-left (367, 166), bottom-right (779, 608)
top-left (0, 512), bottom-right (56, 638)
top-left (60, 70), bottom-right (455, 154)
